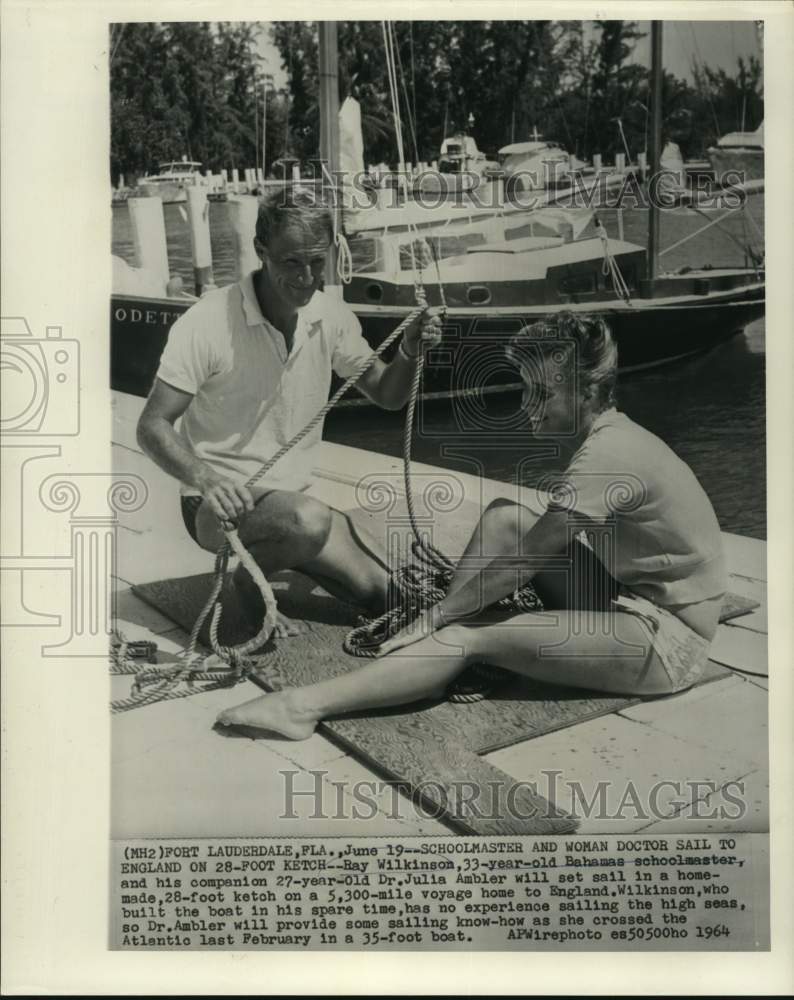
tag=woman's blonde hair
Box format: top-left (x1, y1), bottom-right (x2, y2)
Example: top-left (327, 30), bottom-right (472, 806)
top-left (507, 311), bottom-right (618, 411)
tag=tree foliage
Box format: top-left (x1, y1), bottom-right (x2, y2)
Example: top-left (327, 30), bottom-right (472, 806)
top-left (110, 21), bottom-right (289, 183)
top-left (110, 20), bottom-right (764, 182)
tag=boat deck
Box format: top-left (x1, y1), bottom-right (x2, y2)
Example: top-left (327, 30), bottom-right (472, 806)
top-left (111, 390), bottom-right (768, 839)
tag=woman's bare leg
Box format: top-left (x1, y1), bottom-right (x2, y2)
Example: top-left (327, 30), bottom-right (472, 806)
top-left (215, 610), bottom-right (671, 739)
top-left (442, 499), bottom-right (541, 612)
top-left (215, 625), bottom-right (473, 738)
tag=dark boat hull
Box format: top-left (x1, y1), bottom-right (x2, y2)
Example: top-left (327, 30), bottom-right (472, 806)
top-left (110, 279), bottom-right (765, 400)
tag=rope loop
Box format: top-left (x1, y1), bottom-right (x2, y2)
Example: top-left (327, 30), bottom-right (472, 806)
top-left (595, 217), bottom-right (632, 304)
top-left (335, 230), bottom-right (353, 285)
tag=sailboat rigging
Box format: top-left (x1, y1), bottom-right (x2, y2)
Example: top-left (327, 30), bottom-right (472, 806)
top-left (110, 19), bottom-right (765, 402)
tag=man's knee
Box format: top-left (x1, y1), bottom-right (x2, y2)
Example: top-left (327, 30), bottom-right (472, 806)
top-left (287, 495), bottom-right (333, 554)
top-left (247, 492), bottom-right (331, 558)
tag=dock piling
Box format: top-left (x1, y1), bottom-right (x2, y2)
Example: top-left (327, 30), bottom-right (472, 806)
top-left (127, 195), bottom-right (169, 288)
top-left (185, 186), bottom-right (214, 295)
top-left (227, 195), bottom-right (260, 279)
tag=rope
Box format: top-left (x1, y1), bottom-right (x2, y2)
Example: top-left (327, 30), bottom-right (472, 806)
top-left (113, 249), bottom-right (543, 713)
top-left (335, 230), bottom-right (353, 284)
top-left (595, 217), bottom-right (632, 304)
top-left (341, 236), bottom-right (544, 702)
top-left (111, 303), bottom-right (425, 714)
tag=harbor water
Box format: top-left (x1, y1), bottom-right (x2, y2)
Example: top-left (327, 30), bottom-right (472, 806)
top-left (112, 198), bottom-right (766, 538)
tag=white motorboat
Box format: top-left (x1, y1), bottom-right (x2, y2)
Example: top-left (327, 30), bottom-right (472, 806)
top-left (137, 157), bottom-right (203, 204)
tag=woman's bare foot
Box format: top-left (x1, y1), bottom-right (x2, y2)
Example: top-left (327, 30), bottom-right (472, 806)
top-left (216, 690), bottom-right (317, 740)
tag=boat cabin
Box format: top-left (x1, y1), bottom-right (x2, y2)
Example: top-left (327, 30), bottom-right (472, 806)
top-left (346, 214), bottom-right (645, 310)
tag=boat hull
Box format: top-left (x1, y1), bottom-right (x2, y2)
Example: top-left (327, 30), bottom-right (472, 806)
top-left (137, 181), bottom-right (189, 204)
top-left (110, 295), bottom-right (191, 396)
top-left (352, 284), bottom-right (765, 375)
top-left (707, 148), bottom-right (764, 185)
top-left (110, 277), bottom-right (765, 400)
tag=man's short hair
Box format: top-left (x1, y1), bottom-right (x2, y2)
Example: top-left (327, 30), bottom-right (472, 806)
top-left (255, 185), bottom-right (334, 246)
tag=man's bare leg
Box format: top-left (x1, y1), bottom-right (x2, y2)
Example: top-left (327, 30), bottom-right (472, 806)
top-left (215, 611), bottom-right (668, 739)
top-left (195, 490), bottom-right (392, 634)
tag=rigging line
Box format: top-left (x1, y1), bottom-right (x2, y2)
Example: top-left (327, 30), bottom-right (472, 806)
top-left (658, 203), bottom-right (746, 259)
top-left (688, 23), bottom-right (721, 139)
top-left (530, 22), bottom-right (575, 151)
top-left (382, 21), bottom-right (408, 195)
top-left (409, 21), bottom-right (417, 151)
top-left (393, 21), bottom-right (420, 165)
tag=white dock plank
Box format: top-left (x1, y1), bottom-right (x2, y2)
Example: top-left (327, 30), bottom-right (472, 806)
top-left (485, 712), bottom-right (757, 835)
top-left (710, 625), bottom-right (769, 676)
top-left (722, 532), bottom-right (767, 580)
top-left (637, 768), bottom-right (768, 834)
top-left (617, 675), bottom-right (767, 771)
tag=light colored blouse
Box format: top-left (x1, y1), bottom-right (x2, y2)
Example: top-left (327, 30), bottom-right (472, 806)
top-left (549, 408), bottom-right (727, 607)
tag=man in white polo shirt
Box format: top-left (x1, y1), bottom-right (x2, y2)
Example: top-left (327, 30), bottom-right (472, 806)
top-left (136, 186), bottom-right (440, 635)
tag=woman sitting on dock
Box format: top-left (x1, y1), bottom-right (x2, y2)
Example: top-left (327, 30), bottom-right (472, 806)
top-left (217, 312), bottom-right (727, 739)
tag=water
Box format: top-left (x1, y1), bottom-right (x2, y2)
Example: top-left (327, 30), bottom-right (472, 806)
top-left (112, 198), bottom-right (766, 538)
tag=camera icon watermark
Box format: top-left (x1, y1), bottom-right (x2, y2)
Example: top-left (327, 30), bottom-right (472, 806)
top-left (0, 316), bottom-right (80, 436)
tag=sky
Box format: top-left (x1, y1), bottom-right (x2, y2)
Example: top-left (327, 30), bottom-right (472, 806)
top-left (256, 20), bottom-right (762, 90)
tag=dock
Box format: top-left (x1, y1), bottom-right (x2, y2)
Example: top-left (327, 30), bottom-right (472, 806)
top-left (111, 390), bottom-right (768, 839)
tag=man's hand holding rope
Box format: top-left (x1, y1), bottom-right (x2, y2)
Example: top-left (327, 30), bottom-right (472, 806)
top-left (195, 468), bottom-right (256, 523)
top-left (400, 304), bottom-right (444, 358)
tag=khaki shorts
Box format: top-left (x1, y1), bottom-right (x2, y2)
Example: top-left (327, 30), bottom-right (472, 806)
top-left (613, 590), bottom-right (712, 693)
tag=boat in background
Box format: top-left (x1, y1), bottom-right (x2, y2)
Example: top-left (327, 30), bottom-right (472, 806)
top-left (708, 122), bottom-right (764, 184)
top-left (110, 23), bottom-right (765, 405)
top-left (137, 157), bottom-right (203, 204)
top-left (490, 128), bottom-right (590, 193)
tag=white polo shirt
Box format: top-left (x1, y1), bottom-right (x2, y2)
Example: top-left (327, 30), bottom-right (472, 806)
top-left (156, 272), bottom-right (373, 496)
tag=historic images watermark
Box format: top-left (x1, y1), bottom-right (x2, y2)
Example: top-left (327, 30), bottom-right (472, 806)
top-left (268, 163), bottom-right (749, 213)
top-left (278, 769), bottom-right (748, 826)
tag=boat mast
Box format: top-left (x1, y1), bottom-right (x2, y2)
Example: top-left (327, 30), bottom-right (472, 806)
top-left (318, 20), bottom-right (340, 287)
top-left (647, 20), bottom-right (663, 282)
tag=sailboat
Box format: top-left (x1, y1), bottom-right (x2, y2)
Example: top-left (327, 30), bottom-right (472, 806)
top-left (110, 21), bottom-right (764, 401)
top-left (708, 121), bottom-right (764, 183)
top-left (335, 21), bottom-right (764, 394)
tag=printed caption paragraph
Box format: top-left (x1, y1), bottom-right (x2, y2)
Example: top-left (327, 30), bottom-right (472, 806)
top-left (111, 834), bottom-right (769, 951)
